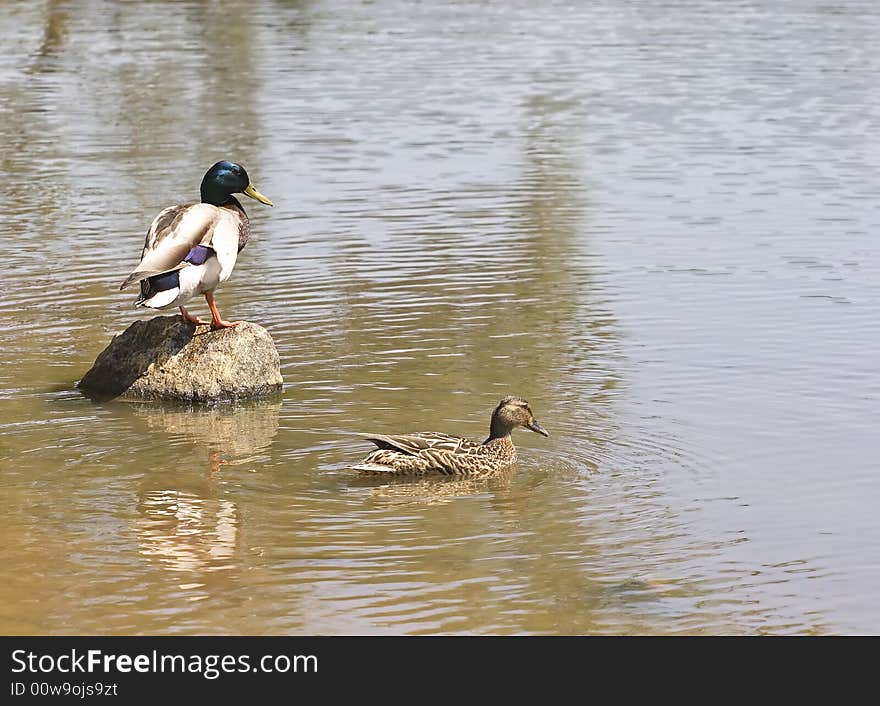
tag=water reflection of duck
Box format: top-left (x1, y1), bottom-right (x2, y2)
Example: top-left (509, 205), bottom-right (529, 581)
top-left (132, 400), bottom-right (281, 472)
top-left (350, 396), bottom-right (549, 476)
top-left (119, 161), bottom-right (272, 330)
top-left (135, 489), bottom-right (239, 573)
top-left (354, 469), bottom-right (515, 505)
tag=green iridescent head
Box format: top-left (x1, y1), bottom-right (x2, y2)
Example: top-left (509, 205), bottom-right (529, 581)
top-left (199, 160), bottom-right (273, 207)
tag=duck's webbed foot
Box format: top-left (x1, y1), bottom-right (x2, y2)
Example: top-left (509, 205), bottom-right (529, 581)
top-left (205, 292), bottom-right (241, 331)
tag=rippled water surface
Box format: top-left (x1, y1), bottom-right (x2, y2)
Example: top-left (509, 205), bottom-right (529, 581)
top-left (2, 0), bottom-right (879, 635)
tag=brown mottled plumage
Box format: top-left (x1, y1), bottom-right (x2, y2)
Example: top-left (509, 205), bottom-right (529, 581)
top-left (351, 396), bottom-right (549, 477)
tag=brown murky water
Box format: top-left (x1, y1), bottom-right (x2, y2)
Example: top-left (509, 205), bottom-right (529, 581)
top-left (1, 0), bottom-right (879, 635)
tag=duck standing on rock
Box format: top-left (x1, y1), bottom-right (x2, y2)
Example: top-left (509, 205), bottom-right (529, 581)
top-left (120, 160), bottom-right (273, 330)
top-left (351, 396), bottom-right (550, 477)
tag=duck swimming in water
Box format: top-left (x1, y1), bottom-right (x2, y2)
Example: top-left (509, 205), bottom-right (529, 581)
top-left (351, 396), bottom-right (550, 476)
top-left (120, 160), bottom-right (273, 330)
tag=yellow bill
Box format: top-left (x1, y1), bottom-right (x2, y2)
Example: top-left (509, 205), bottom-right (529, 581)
top-left (243, 183), bottom-right (273, 206)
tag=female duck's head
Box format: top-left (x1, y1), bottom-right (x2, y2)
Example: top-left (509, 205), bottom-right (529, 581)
top-left (200, 160), bottom-right (273, 207)
top-left (489, 396), bottom-right (549, 440)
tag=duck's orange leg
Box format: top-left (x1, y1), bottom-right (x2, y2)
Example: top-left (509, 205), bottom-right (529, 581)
top-left (205, 292), bottom-right (241, 330)
top-left (179, 305), bottom-right (211, 326)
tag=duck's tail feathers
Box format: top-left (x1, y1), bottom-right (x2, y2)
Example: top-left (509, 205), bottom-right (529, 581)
top-left (136, 288), bottom-right (179, 309)
top-left (133, 270), bottom-right (181, 309)
top-left (120, 270), bottom-right (159, 291)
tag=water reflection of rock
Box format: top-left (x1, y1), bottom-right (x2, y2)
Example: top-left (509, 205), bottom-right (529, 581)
top-left (134, 489), bottom-right (239, 573)
top-left (131, 400), bottom-right (281, 472)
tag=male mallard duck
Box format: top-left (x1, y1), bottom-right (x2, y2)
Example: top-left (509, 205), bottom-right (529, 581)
top-left (351, 396), bottom-right (550, 476)
top-left (120, 160), bottom-right (273, 330)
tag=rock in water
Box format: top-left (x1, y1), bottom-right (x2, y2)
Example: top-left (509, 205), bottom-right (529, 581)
top-left (78, 316), bottom-right (283, 402)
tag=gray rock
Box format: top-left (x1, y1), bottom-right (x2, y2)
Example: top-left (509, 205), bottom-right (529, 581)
top-left (78, 316), bottom-right (283, 402)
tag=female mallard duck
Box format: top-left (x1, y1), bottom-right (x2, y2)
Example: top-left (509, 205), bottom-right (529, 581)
top-left (119, 160), bottom-right (273, 330)
top-left (351, 396), bottom-right (549, 476)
